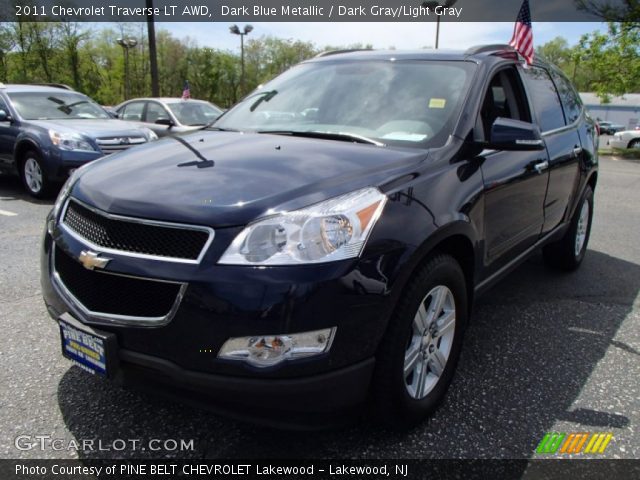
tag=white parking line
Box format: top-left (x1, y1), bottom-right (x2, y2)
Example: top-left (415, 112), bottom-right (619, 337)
top-left (0, 209), bottom-right (18, 216)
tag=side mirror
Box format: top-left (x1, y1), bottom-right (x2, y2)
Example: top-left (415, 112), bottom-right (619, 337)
top-left (155, 118), bottom-right (174, 127)
top-left (488, 117), bottom-right (544, 151)
top-left (103, 107), bottom-right (118, 118)
top-left (0, 109), bottom-right (11, 122)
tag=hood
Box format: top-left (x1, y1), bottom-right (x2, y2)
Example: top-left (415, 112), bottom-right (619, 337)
top-left (31, 119), bottom-right (151, 138)
top-left (72, 131), bottom-right (426, 227)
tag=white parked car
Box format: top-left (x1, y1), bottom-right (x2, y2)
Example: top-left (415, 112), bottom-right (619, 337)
top-left (608, 130), bottom-right (640, 149)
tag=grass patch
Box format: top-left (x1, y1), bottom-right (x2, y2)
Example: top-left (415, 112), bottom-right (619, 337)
top-left (598, 147), bottom-right (640, 159)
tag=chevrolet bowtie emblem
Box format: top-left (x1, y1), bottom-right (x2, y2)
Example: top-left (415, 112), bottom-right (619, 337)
top-left (78, 250), bottom-right (111, 270)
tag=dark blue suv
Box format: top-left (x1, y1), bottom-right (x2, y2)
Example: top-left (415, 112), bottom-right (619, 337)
top-left (42, 47), bottom-right (597, 429)
top-left (0, 84), bottom-right (157, 197)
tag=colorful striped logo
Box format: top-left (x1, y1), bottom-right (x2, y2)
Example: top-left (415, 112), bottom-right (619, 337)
top-left (536, 432), bottom-right (614, 454)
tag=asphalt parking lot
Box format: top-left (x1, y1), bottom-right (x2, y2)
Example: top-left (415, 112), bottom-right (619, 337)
top-left (0, 156), bottom-right (638, 461)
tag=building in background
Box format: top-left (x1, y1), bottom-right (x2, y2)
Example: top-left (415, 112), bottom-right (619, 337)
top-left (580, 93), bottom-right (640, 130)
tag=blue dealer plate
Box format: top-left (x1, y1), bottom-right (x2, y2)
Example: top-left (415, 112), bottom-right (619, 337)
top-left (59, 319), bottom-right (109, 376)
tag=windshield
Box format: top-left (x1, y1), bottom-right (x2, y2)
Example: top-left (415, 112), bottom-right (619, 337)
top-left (167, 101), bottom-right (222, 126)
top-left (8, 92), bottom-right (110, 120)
top-left (215, 59), bottom-right (476, 148)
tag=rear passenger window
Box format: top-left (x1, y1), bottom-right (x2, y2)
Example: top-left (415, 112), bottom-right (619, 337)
top-left (522, 67), bottom-right (565, 132)
top-left (120, 102), bottom-right (144, 121)
top-left (550, 70), bottom-right (582, 125)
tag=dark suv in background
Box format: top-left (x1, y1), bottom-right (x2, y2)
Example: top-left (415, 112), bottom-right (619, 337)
top-left (41, 46), bottom-right (597, 429)
top-left (0, 84), bottom-right (157, 197)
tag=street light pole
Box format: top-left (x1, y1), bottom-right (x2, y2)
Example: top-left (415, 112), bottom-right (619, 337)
top-left (117, 37), bottom-right (138, 100)
top-left (229, 24), bottom-right (253, 95)
top-left (422, 0), bottom-right (458, 49)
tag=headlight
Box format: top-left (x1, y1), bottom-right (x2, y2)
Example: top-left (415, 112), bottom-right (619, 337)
top-left (218, 328), bottom-right (336, 367)
top-left (49, 130), bottom-right (96, 152)
top-left (145, 128), bottom-right (158, 141)
top-left (218, 187), bottom-right (387, 265)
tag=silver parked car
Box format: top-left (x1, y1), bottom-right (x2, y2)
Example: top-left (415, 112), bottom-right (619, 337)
top-left (115, 98), bottom-right (223, 137)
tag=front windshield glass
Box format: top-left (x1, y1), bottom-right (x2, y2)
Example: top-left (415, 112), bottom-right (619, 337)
top-left (215, 59), bottom-right (476, 148)
top-left (168, 101), bottom-right (222, 126)
top-left (8, 92), bottom-right (110, 120)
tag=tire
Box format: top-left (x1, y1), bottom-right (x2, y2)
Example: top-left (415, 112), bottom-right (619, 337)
top-left (20, 150), bottom-right (53, 198)
top-left (371, 253), bottom-right (468, 429)
top-left (543, 185), bottom-right (594, 271)
top-left (628, 139), bottom-right (640, 149)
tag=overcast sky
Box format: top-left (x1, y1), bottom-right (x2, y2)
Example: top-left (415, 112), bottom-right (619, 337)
top-left (159, 22), bottom-right (604, 52)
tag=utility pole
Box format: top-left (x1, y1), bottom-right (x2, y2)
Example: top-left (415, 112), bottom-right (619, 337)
top-left (229, 24), bottom-right (253, 95)
top-left (117, 37), bottom-right (138, 100)
top-left (146, 0), bottom-right (159, 96)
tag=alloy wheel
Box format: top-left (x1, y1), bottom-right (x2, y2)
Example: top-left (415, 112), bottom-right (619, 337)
top-left (404, 285), bottom-right (456, 400)
top-left (24, 157), bottom-right (43, 194)
top-left (574, 201), bottom-right (590, 257)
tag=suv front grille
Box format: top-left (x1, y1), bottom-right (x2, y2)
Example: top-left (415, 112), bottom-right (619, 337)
top-left (54, 246), bottom-right (184, 321)
top-left (62, 199), bottom-right (212, 262)
top-left (96, 136), bottom-right (146, 154)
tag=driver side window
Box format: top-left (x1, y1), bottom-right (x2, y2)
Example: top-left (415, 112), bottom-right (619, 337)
top-left (479, 68), bottom-right (531, 140)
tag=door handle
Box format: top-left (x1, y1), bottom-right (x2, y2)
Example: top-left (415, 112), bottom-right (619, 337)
top-left (533, 160), bottom-right (549, 174)
top-left (572, 146), bottom-right (583, 157)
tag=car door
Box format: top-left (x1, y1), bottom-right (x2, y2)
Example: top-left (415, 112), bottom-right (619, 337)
top-left (117, 101), bottom-right (146, 125)
top-left (478, 66), bottom-right (550, 274)
top-left (0, 94), bottom-right (20, 171)
top-left (521, 66), bottom-right (582, 235)
top-left (143, 101), bottom-right (175, 137)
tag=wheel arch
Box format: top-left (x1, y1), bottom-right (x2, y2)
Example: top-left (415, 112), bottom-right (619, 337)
top-left (14, 139), bottom-right (41, 170)
top-left (391, 221), bottom-right (478, 316)
top-left (587, 171), bottom-right (598, 192)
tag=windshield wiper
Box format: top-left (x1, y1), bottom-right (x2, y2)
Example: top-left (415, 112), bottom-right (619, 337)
top-left (257, 130), bottom-right (385, 146)
top-left (171, 136), bottom-right (215, 169)
top-left (202, 126), bottom-right (239, 132)
top-left (249, 90), bottom-right (278, 112)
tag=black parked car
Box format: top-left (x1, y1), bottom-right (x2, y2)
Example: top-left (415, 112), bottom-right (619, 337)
top-left (597, 120), bottom-right (625, 135)
top-left (0, 84), bottom-right (157, 197)
top-left (41, 46), bottom-right (597, 428)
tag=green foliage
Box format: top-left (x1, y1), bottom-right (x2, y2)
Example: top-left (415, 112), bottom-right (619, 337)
top-left (537, 23), bottom-right (640, 99)
top-left (0, 21), bottom-right (324, 108)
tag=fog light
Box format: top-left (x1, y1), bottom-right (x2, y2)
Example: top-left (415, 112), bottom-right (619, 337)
top-left (218, 328), bottom-right (336, 367)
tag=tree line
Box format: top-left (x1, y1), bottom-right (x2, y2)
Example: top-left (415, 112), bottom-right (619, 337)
top-left (0, 21), bottom-right (371, 107)
top-left (0, 20), bottom-right (637, 107)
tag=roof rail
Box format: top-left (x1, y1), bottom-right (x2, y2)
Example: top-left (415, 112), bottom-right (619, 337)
top-left (465, 44), bottom-right (515, 56)
top-left (315, 48), bottom-right (372, 58)
top-left (31, 83), bottom-right (75, 90)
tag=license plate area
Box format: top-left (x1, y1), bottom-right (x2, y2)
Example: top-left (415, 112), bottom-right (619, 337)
top-left (59, 313), bottom-right (117, 377)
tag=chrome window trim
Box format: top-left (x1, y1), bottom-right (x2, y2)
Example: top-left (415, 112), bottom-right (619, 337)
top-left (60, 197), bottom-right (215, 264)
top-left (51, 246), bottom-right (187, 327)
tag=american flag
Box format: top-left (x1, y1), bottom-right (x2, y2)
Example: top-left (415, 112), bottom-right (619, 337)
top-left (509, 0), bottom-right (534, 65)
top-left (182, 80), bottom-right (190, 100)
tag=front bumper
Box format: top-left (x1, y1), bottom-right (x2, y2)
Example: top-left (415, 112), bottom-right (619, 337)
top-left (41, 214), bottom-right (397, 418)
top-left (42, 147), bottom-right (103, 181)
top-left (608, 138), bottom-right (628, 149)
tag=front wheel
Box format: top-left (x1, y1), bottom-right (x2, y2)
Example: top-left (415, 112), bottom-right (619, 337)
top-left (371, 254), bottom-right (468, 429)
top-left (628, 139), bottom-right (640, 149)
top-left (543, 185), bottom-right (594, 271)
top-left (20, 150), bottom-right (53, 198)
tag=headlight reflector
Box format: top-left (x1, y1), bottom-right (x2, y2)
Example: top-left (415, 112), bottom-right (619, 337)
top-left (145, 128), bottom-right (158, 141)
top-left (218, 328), bottom-right (336, 367)
top-left (219, 187), bottom-right (386, 265)
top-left (49, 130), bottom-right (96, 152)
